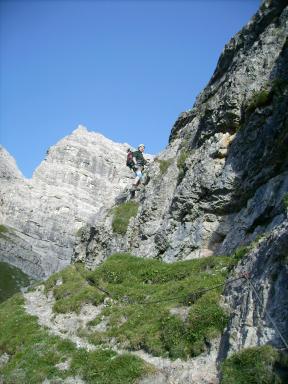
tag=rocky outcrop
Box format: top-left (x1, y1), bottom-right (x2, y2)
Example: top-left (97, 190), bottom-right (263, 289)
top-left (73, 2), bottom-right (288, 368)
top-left (0, 126), bottom-right (133, 277)
top-left (219, 218), bottom-right (288, 359)
top-left (75, 0), bottom-right (288, 268)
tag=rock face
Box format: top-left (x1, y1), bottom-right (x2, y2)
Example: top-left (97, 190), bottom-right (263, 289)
top-left (0, 126), bottom-right (133, 278)
top-left (219, 220), bottom-right (288, 358)
top-left (73, 0), bottom-right (288, 362)
top-left (75, 0), bottom-right (288, 265)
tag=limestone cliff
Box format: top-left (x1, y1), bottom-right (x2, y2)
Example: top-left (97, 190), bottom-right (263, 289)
top-left (0, 126), bottom-right (132, 278)
top-left (73, 0), bottom-right (288, 368)
top-left (75, 0), bottom-right (288, 263)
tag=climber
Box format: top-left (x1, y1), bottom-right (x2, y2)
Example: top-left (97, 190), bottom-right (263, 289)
top-left (131, 144), bottom-right (147, 191)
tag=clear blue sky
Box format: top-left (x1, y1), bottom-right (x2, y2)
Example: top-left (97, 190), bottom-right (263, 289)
top-left (0, 0), bottom-right (260, 178)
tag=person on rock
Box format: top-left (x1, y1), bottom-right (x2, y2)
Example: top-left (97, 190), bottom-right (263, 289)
top-left (131, 144), bottom-right (147, 191)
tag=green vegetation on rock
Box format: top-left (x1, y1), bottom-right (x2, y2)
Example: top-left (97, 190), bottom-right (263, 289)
top-left (220, 345), bottom-right (288, 384)
top-left (0, 262), bottom-right (31, 303)
top-left (157, 158), bottom-right (174, 175)
top-left (231, 245), bottom-right (250, 263)
top-left (0, 224), bottom-right (10, 240)
top-left (45, 263), bottom-right (103, 313)
top-left (0, 294), bottom-right (150, 384)
top-left (45, 253), bottom-right (234, 359)
top-left (0, 224), bottom-right (8, 234)
top-left (283, 193), bottom-right (288, 210)
top-left (177, 149), bottom-right (189, 184)
top-left (112, 201), bottom-right (139, 235)
top-left (245, 88), bottom-right (272, 117)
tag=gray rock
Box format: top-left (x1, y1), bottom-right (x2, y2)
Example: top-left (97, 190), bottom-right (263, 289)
top-left (0, 126), bottom-right (134, 277)
top-left (218, 219), bottom-right (288, 359)
top-left (0, 353), bottom-right (9, 368)
top-left (75, 2), bottom-right (288, 269)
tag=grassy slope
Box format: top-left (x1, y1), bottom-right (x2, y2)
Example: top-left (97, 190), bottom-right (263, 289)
top-left (45, 253), bottom-right (234, 359)
top-left (0, 294), bottom-right (150, 384)
top-left (0, 262), bottom-right (31, 303)
top-left (1, 253), bottom-right (287, 383)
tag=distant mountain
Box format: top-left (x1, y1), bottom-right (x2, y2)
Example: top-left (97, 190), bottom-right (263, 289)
top-left (0, 126), bottom-right (133, 277)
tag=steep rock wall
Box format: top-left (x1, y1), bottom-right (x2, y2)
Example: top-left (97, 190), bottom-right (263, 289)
top-left (75, 0), bottom-right (288, 267)
top-left (73, 1), bottom-right (288, 371)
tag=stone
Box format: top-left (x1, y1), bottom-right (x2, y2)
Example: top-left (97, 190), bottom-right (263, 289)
top-left (0, 127), bottom-right (134, 277)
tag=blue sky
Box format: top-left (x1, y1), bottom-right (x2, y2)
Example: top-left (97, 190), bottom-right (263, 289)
top-left (0, 0), bottom-right (260, 178)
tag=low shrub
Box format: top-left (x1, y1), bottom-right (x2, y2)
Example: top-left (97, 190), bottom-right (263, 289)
top-left (0, 294), bottom-right (150, 383)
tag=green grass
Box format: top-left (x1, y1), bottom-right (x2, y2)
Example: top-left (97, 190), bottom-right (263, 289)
top-left (245, 89), bottom-right (272, 117)
top-left (0, 224), bottom-right (10, 240)
top-left (45, 253), bottom-right (235, 360)
top-left (157, 158), bottom-right (174, 175)
top-left (177, 149), bottom-right (189, 184)
top-left (112, 201), bottom-right (139, 235)
top-left (0, 262), bottom-right (31, 303)
top-left (231, 246), bottom-right (249, 263)
top-left (44, 263), bottom-right (104, 313)
top-left (283, 193), bottom-right (288, 210)
top-left (0, 294), bottom-right (150, 384)
top-left (220, 345), bottom-right (288, 384)
top-left (0, 224), bottom-right (8, 234)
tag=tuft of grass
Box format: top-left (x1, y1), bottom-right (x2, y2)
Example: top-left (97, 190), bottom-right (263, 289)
top-left (220, 345), bottom-right (288, 384)
top-left (245, 89), bottom-right (272, 117)
top-left (71, 349), bottom-right (151, 384)
top-left (232, 246), bottom-right (249, 263)
top-left (112, 201), bottom-right (139, 235)
top-left (44, 264), bottom-right (103, 313)
top-left (0, 224), bottom-right (8, 234)
top-left (283, 193), bottom-right (288, 210)
top-left (45, 253), bottom-right (235, 360)
top-left (0, 224), bottom-right (10, 240)
top-left (177, 149), bottom-right (189, 184)
top-left (0, 294), bottom-right (150, 383)
top-left (157, 158), bottom-right (174, 175)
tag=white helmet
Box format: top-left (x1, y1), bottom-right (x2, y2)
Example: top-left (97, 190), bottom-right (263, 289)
top-left (138, 144), bottom-right (145, 149)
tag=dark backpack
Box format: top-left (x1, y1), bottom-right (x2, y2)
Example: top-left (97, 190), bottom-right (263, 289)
top-left (126, 150), bottom-right (134, 169)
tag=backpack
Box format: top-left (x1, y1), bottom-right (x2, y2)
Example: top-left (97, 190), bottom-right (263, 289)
top-left (126, 149), bottom-right (134, 169)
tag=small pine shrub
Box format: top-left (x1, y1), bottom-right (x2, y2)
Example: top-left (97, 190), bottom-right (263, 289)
top-left (112, 201), bottom-right (139, 235)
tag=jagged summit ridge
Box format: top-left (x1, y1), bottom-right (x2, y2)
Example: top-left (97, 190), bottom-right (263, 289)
top-left (0, 146), bottom-right (24, 180)
top-left (0, 126), bottom-right (133, 277)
